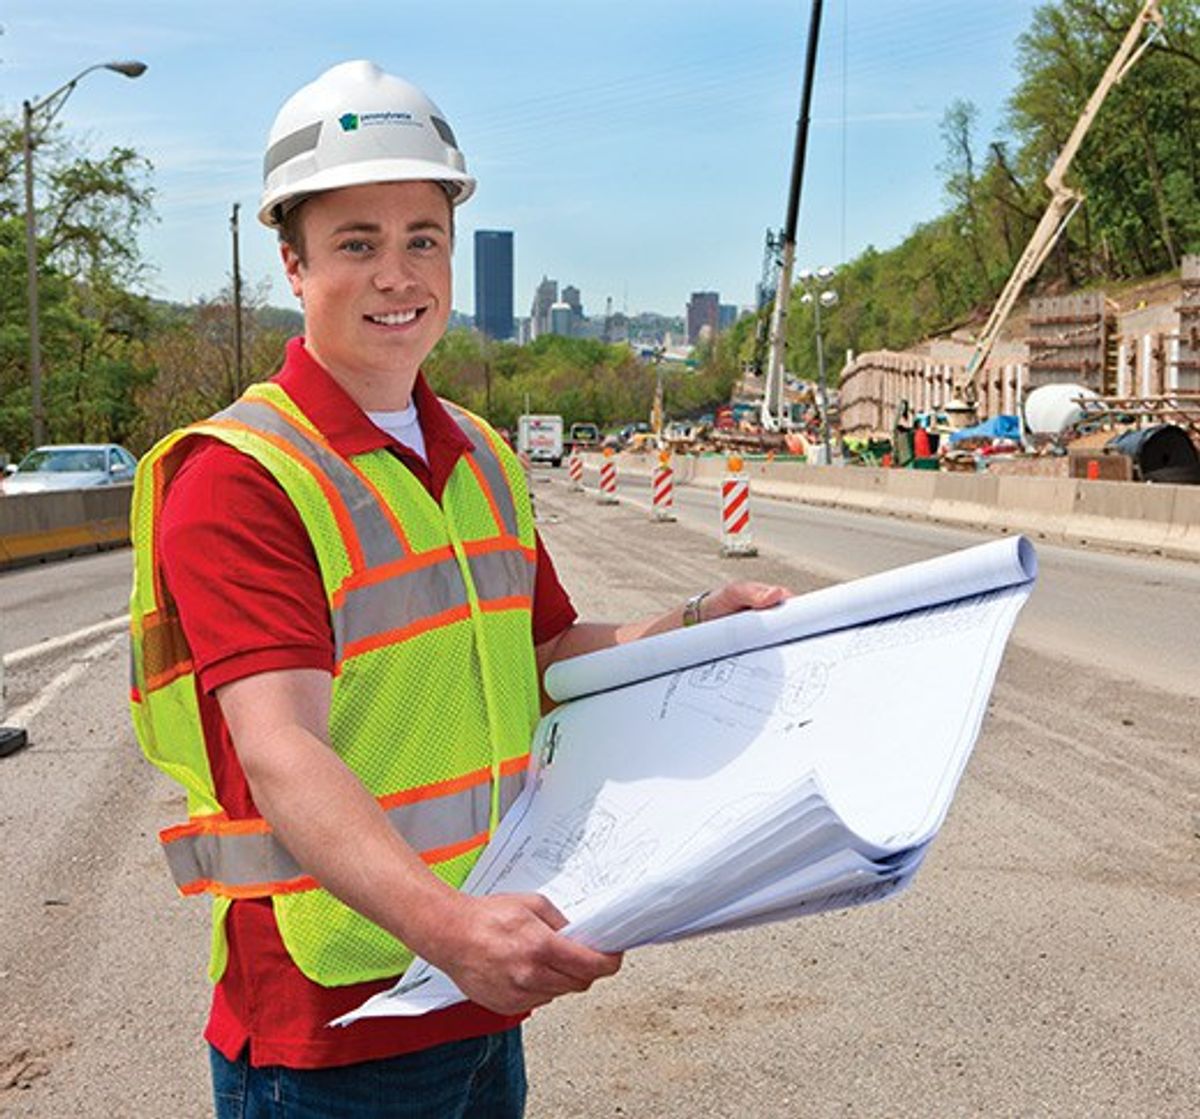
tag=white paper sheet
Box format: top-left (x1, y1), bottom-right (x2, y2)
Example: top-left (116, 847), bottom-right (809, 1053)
top-left (335, 537), bottom-right (1036, 1025)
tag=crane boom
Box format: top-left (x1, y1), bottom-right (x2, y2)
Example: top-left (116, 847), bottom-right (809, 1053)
top-left (962, 0), bottom-right (1164, 392)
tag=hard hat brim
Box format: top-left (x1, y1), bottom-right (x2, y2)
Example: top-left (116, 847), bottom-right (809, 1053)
top-left (258, 157), bottom-right (476, 228)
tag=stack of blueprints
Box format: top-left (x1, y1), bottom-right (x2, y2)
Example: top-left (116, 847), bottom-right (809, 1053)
top-left (337, 535), bottom-right (1037, 1024)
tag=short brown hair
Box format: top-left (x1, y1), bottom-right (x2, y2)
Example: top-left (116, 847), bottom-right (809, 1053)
top-left (276, 187), bottom-right (457, 265)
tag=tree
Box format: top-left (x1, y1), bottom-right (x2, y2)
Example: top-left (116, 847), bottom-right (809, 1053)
top-left (0, 113), bottom-right (155, 457)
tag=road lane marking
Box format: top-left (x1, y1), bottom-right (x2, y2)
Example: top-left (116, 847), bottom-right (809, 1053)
top-left (6, 634), bottom-right (124, 727)
top-left (4, 614), bottom-right (130, 669)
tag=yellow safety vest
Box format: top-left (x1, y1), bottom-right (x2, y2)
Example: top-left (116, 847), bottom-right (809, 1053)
top-left (129, 381), bottom-right (541, 986)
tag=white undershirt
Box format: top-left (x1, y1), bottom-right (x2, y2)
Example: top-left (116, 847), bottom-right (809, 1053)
top-left (367, 401), bottom-right (427, 463)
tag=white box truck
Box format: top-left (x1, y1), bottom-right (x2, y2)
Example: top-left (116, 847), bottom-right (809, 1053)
top-left (517, 414), bottom-right (564, 467)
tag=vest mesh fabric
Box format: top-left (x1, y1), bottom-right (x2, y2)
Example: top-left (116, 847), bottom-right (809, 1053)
top-left (130, 383), bottom-right (541, 987)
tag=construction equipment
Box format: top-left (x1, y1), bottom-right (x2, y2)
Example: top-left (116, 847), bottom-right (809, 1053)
top-left (761, 0), bottom-right (825, 433)
top-left (961, 0), bottom-right (1164, 397)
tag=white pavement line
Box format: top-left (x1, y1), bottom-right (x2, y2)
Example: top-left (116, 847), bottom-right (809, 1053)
top-left (4, 614), bottom-right (130, 669)
top-left (6, 634), bottom-right (124, 727)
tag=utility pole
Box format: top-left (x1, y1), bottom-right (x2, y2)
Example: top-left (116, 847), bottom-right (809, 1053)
top-left (230, 202), bottom-right (245, 399)
top-left (761, 0), bottom-right (824, 433)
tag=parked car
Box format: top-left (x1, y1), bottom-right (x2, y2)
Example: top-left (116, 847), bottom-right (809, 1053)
top-left (1, 443), bottom-right (138, 495)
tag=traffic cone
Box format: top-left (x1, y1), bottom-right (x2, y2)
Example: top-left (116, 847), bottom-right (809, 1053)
top-left (568, 449), bottom-right (584, 491)
top-left (721, 454), bottom-right (757, 557)
top-left (598, 447), bottom-right (619, 505)
top-left (651, 450), bottom-right (677, 522)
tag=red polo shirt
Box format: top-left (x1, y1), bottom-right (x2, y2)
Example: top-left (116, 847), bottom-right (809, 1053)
top-left (158, 338), bottom-right (576, 1069)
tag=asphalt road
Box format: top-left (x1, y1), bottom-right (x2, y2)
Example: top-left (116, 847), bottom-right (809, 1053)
top-left (1, 476), bottom-right (1197, 1117)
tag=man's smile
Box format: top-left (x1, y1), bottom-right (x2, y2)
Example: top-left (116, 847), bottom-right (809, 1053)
top-left (365, 308), bottom-right (425, 327)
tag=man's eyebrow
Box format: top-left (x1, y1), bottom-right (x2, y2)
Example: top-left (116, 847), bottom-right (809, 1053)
top-left (330, 220), bottom-right (383, 235)
top-left (328, 218), bottom-right (447, 235)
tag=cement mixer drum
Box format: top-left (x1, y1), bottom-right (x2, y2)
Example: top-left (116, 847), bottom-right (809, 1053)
top-left (1023, 383), bottom-right (1099, 435)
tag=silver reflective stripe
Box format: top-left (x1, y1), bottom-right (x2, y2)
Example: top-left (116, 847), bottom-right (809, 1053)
top-left (468, 548), bottom-right (535, 602)
top-left (215, 399), bottom-right (405, 569)
top-left (263, 121), bottom-right (322, 178)
top-left (444, 405), bottom-right (519, 537)
top-left (164, 770), bottom-right (526, 893)
top-left (334, 557), bottom-right (469, 658)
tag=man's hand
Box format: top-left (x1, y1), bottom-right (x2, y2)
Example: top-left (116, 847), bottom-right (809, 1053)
top-left (696, 580), bottom-right (790, 624)
top-left (424, 891), bottom-right (623, 1016)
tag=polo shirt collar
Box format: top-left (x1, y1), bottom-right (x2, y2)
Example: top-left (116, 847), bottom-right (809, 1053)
top-left (273, 336), bottom-right (473, 471)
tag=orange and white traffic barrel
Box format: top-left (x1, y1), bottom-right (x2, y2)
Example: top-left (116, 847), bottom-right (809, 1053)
top-left (651, 450), bottom-right (676, 522)
top-left (568, 449), bottom-right (584, 491)
top-left (598, 447), bottom-right (619, 505)
top-left (720, 454), bottom-right (757, 557)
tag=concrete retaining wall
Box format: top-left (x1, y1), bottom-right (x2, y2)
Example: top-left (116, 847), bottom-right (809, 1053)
top-left (0, 486), bottom-right (131, 569)
top-left (595, 454), bottom-right (1200, 563)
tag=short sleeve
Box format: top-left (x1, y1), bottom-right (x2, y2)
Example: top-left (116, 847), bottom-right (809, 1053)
top-left (531, 532), bottom-right (577, 647)
top-left (158, 440), bottom-right (335, 694)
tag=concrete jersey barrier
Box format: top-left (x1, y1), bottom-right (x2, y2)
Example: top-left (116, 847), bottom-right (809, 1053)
top-left (0, 485), bottom-right (132, 569)
top-left (588, 453), bottom-right (1200, 564)
top-left (4, 456), bottom-right (1198, 568)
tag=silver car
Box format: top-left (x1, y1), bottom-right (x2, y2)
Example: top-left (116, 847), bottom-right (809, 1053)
top-left (1, 443), bottom-right (137, 495)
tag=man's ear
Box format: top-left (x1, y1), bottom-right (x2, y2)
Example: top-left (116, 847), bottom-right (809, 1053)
top-left (280, 242), bottom-right (305, 302)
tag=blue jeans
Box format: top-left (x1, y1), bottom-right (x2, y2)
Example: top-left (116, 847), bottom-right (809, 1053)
top-left (209, 1029), bottom-right (527, 1118)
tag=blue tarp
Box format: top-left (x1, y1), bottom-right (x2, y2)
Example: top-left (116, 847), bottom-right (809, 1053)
top-left (949, 414), bottom-right (1022, 445)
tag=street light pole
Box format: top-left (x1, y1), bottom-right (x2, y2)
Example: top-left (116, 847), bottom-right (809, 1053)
top-left (21, 99), bottom-right (43, 446)
top-left (230, 202), bottom-right (245, 399)
top-left (21, 60), bottom-right (147, 449)
top-left (800, 266), bottom-right (838, 465)
top-left (813, 292), bottom-right (832, 464)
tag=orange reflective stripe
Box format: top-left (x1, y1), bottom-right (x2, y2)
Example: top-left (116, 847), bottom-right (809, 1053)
top-left (161, 760), bottom-right (529, 899)
top-left (331, 545), bottom-right (457, 608)
top-left (462, 452), bottom-right (509, 537)
top-left (205, 417), bottom-right (368, 573)
top-left (378, 754), bottom-right (528, 810)
top-left (141, 609), bottom-right (193, 692)
top-left (479, 595), bottom-right (533, 615)
top-left (420, 831), bottom-right (489, 866)
top-left (338, 602), bottom-right (472, 665)
top-left (445, 404), bottom-right (520, 538)
top-left (237, 393), bottom-right (413, 555)
top-left (463, 535), bottom-right (535, 562)
top-left (178, 875), bottom-right (319, 899)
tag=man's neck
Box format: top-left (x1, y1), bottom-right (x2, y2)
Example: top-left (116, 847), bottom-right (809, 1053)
top-left (304, 337), bottom-right (417, 411)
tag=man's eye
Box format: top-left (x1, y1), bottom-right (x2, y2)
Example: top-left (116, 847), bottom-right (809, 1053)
top-left (340, 239), bottom-right (373, 254)
top-left (410, 235), bottom-right (438, 251)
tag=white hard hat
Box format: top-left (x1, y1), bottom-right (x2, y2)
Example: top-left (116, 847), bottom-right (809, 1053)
top-left (259, 60), bottom-right (475, 228)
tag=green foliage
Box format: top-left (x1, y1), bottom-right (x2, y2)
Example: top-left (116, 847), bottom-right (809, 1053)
top-left (689, 0), bottom-right (1200, 392)
top-left (0, 114), bottom-right (157, 458)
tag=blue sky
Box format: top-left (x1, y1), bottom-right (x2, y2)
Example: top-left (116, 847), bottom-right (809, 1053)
top-left (3, 1), bottom-right (1041, 321)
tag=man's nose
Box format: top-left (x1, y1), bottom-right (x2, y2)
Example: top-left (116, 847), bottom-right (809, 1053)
top-left (373, 251), bottom-right (420, 292)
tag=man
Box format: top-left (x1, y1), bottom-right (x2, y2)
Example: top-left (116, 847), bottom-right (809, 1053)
top-left (130, 61), bottom-right (786, 1117)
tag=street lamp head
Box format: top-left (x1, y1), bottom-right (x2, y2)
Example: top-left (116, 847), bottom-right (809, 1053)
top-left (819, 290), bottom-right (840, 309)
top-left (816, 265), bottom-right (836, 284)
top-left (105, 60), bottom-right (148, 78)
top-left (799, 291), bottom-right (814, 305)
top-left (796, 268), bottom-right (814, 285)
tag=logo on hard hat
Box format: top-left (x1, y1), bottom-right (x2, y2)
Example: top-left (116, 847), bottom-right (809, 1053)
top-left (338, 113), bottom-right (359, 132)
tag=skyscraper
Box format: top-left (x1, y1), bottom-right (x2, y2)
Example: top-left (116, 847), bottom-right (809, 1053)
top-left (474, 230), bottom-right (514, 340)
top-left (530, 275), bottom-right (558, 339)
top-left (686, 291), bottom-right (720, 345)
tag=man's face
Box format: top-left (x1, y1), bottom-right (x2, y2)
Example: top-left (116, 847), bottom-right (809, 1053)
top-left (281, 180), bottom-right (453, 395)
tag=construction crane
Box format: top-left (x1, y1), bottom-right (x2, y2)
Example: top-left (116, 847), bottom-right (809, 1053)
top-left (761, 0), bottom-right (825, 433)
top-left (961, 0), bottom-right (1164, 397)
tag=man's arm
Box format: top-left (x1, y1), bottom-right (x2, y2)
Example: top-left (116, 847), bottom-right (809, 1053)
top-left (216, 668), bottom-right (621, 1016)
top-left (535, 580), bottom-right (789, 675)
